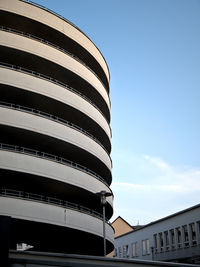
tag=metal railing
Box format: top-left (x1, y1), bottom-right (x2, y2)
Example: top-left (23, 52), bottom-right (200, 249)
top-left (0, 188), bottom-right (110, 222)
top-left (0, 61), bottom-right (110, 124)
top-left (0, 25), bottom-right (109, 93)
top-left (0, 100), bottom-right (109, 154)
top-left (19, 0), bottom-right (110, 81)
top-left (0, 143), bottom-right (108, 187)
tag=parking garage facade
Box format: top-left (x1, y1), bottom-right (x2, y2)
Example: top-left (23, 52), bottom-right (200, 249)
top-left (0, 0), bottom-right (114, 256)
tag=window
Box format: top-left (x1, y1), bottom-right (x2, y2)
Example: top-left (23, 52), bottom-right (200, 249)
top-left (154, 234), bottom-right (158, 252)
top-left (164, 231), bottom-right (169, 250)
top-left (190, 223), bottom-right (197, 246)
top-left (146, 239), bottom-right (150, 254)
top-left (170, 229), bottom-right (175, 249)
top-left (176, 227), bottom-right (182, 248)
top-left (123, 246), bottom-right (126, 258)
top-left (126, 245), bottom-right (129, 257)
top-left (123, 245), bottom-right (129, 258)
top-left (182, 225), bottom-right (189, 247)
top-left (118, 247), bottom-right (122, 258)
top-left (132, 242), bottom-right (138, 257)
top-left (142, 239), bottom-right (150, 255)
top-left (113, 248), bottom-right (117, 257)
top-left (197, 221), bottom-right (200, 240)
top-left (142, 240), bottom-right (146, 255)
top-left (159, 233), bottom-right (164, 252)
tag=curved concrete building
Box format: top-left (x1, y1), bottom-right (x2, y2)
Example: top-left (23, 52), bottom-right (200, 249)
top-left (0, 0), bottom-right (114, 255)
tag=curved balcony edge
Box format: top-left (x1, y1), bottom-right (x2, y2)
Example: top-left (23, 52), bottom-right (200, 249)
top-left (0, 62), bottom-right (111, 126)
top-left (19, 0), bottom-right (111, 82)
top-left (0, 101), bottom-right (110, 155)
top-left (0, 188), bottom-right (112, 222)
top-left (0, 30), bottom-right (111, 111)
top-left (0, 196), bottom-right (114, 244)
top-left (0, 106), bottom-right (112, 172)
top-left (0, 26), bottom-right (109, 93)
top-left (0, 148), bottom-right (113, 205)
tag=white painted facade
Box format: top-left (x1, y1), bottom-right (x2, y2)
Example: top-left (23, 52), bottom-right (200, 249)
top-left (114, 204), bottom-right (200, 264)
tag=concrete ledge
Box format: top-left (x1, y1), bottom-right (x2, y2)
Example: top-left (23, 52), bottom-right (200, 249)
top-left (0, 30), bottom-right (110, 111)
top-left (9, 250), bottom-right (199, 267)
top-left (0, 150), bottom-right (113, 208)
top-left (0, 0), bottom-right (110, 82)
top-left (0, 67), bottom-right (111, 140)
top-left (0, 197), bottom-right (114, 244)
top-left (0, 107), bottom-right (112, 171)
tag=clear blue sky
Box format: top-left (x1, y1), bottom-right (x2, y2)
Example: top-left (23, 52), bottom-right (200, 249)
top-left (34, 0), bottom-right (200, 225)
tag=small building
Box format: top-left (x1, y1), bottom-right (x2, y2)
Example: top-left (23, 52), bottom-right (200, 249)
top-left (114, 203), bottom-right (200, 264)
top-left (107, 216), bottom-right (143, 257)
top-left (112, 216), bottom-right (135, 237)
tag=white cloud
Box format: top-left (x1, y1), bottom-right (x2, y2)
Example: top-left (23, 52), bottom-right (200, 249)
top-left (113, 182), bottom-right (144, 189)
top-left (143, 155), bottom-right (200, 193)
top-left (143, 155), bottom-right (172, 172)
top-left (111, 154), bottom-right (200, 224)
top-left (113, 182), bottom-right (183, 193)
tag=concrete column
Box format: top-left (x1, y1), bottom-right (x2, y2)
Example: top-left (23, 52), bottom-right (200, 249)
top-left (0, 215), bottom-right (12, 267)
top-left (195, 222), bottom-right (200, 245)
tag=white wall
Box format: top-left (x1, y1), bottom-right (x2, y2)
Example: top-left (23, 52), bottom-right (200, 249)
top-left (114, 205), bottom-right (200, 262)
